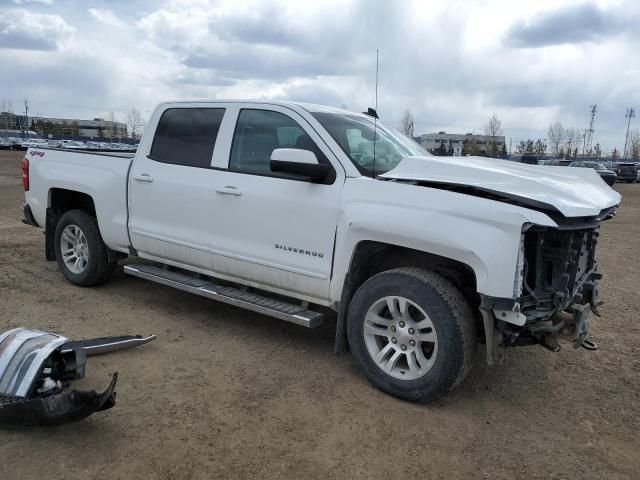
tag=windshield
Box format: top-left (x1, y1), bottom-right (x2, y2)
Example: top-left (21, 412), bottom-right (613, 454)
top-left (312, 111), bottom-right (430, 176)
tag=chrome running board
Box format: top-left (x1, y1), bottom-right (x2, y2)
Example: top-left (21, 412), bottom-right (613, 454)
top-left (123, 264), bottom-right (324, 328)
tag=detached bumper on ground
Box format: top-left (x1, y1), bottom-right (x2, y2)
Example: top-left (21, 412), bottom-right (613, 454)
top-left (0, 328), bottom-right (155, 426)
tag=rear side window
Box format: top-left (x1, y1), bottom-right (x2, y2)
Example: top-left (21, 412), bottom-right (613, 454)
top-left (150, 108), bottom-right (225, 167)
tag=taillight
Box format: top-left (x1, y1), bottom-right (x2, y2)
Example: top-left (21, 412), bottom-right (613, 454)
top-left (22, 157), bottom-right (29, 191)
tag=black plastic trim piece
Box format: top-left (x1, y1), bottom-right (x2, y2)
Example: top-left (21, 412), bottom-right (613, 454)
top-left (480, 295), bottom-right (518, 311)
top-left (124, 157), bottom-right (135, 253)
top-left (45, 207), bottom-right (56, 261)
top-left (0, 373), bottom-right (117, 426)
top-left (270, 160), bottom-right (331, 182)
top-left (21, 202), bottom-right (39, 227)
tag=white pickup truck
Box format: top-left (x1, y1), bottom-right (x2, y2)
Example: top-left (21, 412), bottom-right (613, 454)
top-left (21, 101), bottom-right (620, 402)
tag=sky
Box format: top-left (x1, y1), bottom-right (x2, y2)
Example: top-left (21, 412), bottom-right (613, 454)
top-left (0, 0), bottom-right (638, 152)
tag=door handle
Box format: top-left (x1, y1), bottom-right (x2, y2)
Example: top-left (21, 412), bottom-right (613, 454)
top-left (215, 186), bottom-right (242, 196)
top-left (133, 173), bottom-right (154, 182)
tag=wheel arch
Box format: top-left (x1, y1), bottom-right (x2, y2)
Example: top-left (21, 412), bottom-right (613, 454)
top-left (45, 188), bottom-right (98, 261)
top-left (333, 240), bottom-right (481, 353)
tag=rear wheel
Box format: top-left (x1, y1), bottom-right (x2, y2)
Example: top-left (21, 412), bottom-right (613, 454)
top-left (54, 209), bottom-right (116, 286)
top-left (347, 267), bottom-right (477, 403)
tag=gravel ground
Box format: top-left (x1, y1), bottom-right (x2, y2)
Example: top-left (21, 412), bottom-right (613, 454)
top-left (1, 150), bottom-right (639, 479)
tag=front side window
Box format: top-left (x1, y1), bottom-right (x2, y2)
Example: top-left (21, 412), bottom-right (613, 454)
top-left (312, 112), bottom-right (430, 176)
top-left (150, 108), bottom-right (225, 167)
top-left (229, 109), bottom-right (330, 178)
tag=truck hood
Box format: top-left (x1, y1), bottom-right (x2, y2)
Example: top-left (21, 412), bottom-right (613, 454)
top-left (380, 156), bottom-right (621, 218)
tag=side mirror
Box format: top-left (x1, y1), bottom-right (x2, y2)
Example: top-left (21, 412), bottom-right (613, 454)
top-left (270, 148), bottom-right (330, 181)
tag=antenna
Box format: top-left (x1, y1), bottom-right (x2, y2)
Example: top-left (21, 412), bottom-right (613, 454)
top-left (623, 107), bottom-right (635, 158)
top-left (375, 49), bottom-right (379, 111)
top-left (372, 49), bottom-right (379, 179)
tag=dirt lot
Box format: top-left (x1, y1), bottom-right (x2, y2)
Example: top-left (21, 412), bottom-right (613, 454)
top-left (0, 150), bottom-right (638, 479)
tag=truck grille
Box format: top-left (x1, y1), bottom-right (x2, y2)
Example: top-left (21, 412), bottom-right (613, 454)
top-left (520, 226), bottom-right (599, 320)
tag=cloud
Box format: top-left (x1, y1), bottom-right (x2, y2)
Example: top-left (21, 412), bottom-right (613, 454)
top-left (136, 5), bottom-right (211, 51)
top-left (505, 3), bottom-right (635, 48)
top-left (88, 8), bottom-right (126, 28)
top-left (11, 0), bottom-right (54, 5)
top-left (1, 0), bottom-right (639, 151)
top-left (0, 9), bottom-right (73, 51)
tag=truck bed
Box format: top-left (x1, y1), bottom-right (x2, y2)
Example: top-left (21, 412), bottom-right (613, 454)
top-left (24, 146), bottom-right (133, 253)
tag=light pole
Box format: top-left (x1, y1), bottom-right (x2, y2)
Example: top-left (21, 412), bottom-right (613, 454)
top-left (623, 108), bottom-right (635, 159)
top-left (23, 99), bottom-right (29, 138)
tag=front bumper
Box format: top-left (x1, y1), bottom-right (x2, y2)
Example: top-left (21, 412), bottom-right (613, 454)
top-left (22, 202), bottom-right (39, 227)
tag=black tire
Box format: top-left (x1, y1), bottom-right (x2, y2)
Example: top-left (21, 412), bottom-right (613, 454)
top-left (54, 209), bottom-right (116, 287)
top-left (347, 267), bottom-right (477, 403)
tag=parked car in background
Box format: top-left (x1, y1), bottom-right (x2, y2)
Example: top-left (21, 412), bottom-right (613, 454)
top-left (0, 138), bottom-right (13, 150)
top-left (20, 139), bottom-right (49, 150)
top-left (7, 137), bottom-right (24, 149)
top-left (47, 140), bottom-right (75, 148)
top-left (508, 154), bottom-right (541, 164)
top-left (62, 141), bottom-right (87, 150)
top-left (612, 162), bottom-right (638, 183)
top-left (539, 158), bottom-right (574, 166)
top-left (568, 161), bottom-right (617, 186)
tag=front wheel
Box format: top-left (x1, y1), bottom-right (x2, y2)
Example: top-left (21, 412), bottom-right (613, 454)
top-left (54, 209), bottom-right (116, 286)
top-left (347, 267), bottom-right (477, 403)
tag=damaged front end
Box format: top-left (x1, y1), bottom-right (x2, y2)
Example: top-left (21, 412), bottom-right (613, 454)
top-left (481, 207), bottom-right (615, 364)
top-left (0, 328), bottom-right (154, 426)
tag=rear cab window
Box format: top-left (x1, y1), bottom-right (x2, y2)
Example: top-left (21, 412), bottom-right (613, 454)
top-left (150, 108), bottom-right (225, 168)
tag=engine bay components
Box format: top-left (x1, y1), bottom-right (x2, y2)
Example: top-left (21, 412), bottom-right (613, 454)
top-left (0, 328), bottom-right (155, 426)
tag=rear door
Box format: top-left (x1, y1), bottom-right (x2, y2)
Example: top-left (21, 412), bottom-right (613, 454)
top-left (206, 104), bottom-right (344, 302)
top-left (128, 105), bottom-right (227, 268)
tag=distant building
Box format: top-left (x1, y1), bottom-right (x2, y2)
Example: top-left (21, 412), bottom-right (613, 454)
top-left (0, 111), bottom-right (30, 137)
top-left (0, 111), bottom-right (127, 140)
top-left (420, 132), bottom-right (506, 156)
top-left (32, 116), bottom-right (127, 139)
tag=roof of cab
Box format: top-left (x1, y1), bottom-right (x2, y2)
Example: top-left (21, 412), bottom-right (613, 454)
top-left (155, 100), bottom-right (362, 117)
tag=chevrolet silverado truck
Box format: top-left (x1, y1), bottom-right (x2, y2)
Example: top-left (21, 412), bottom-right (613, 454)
top-left (21, 101), bottom-right (620, 402)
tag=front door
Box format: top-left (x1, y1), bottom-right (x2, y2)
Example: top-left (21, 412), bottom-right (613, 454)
top-left (208, 105), bottom-right (344, 302)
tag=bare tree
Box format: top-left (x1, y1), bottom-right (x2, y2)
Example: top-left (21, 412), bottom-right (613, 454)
top-left (107, 111), bottom-right (119, 142)
top-left (126, 108), bottom-right (144, 141)
top-left (629, 129), bottom-right (640, 160)
top-left (564, 127), bottom-right (580, 158)
top-left (400, 109), bottom-right (415, 137)
top-left (593, 143), bottom-right (602, 158)
top-left (484, 114), bottom-right (503, 137)
top-left (610, 148), bottom-right (619, 160)
top-left (547, 122), bottom-right (565, 156)
top-left (484, 114), bottom-right (503, 157)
